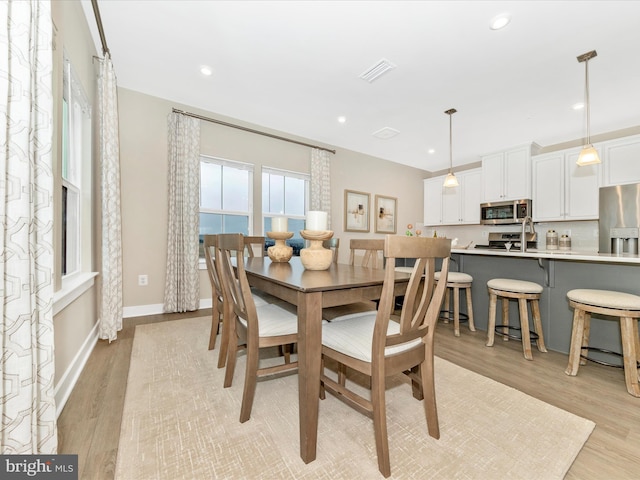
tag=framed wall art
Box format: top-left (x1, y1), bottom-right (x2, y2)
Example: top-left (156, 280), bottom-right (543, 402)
top-left (375, 195), bottom-right (397, 234)
top-left (344, 190), bottom-right (370, 232)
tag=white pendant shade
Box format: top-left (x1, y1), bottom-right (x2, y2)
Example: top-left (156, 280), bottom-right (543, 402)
top-left (443, 172), bottom-right (459, 187)
top-left (576, 144), bottom-right (601, 166)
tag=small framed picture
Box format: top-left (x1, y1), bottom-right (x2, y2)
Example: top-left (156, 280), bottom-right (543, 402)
top-left (344, 190), bottom-right (370, 232)
top-left (375, 195), bottom-right (397, 234)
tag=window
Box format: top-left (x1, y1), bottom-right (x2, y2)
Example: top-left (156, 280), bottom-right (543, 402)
top-left (262, 167), bottom-right (309, 255)
top-left (61, 53), bottom-right (91, 277)
top-left (200, 156), bottom-right (254, 255)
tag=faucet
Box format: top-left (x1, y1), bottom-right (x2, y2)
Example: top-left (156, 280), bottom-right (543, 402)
top-left (521, 216), bottom-right (536, 252)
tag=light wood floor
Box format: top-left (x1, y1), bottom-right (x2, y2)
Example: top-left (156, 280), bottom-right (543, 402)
top-left (58, 310), bottom-right (640, 479)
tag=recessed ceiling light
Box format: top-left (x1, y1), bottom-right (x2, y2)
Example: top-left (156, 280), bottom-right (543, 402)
top-left (428, 149), bottom-right (435, 154)
top-left (200, 65), bottom-right (212, 76)
top-left (572, 102), bottom-right (585, 110)
top-left (337, 116), bottom-right (346, 124)
top-left (490, 14), bottom-right (511, 30)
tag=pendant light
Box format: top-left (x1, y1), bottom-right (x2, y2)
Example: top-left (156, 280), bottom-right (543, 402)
top-left (443, 108), bottom-right (459, 187)
top-left (576, 50), bottom-right (600, 166)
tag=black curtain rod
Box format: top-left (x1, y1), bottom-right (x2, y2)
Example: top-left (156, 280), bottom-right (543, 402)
top-left (91, 0), bottom-right (110, 56)
top-left (172, 108), bottom-right (336, 155)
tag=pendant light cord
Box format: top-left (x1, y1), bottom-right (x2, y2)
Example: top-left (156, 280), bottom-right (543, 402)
top-left (585, 58), bottom-right (591, 144)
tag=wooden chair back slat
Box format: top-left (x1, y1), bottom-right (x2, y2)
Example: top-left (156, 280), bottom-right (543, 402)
top-left (348, 238), bottom-right (385, 268)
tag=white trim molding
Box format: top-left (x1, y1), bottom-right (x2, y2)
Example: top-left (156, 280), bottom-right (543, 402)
top-left (54, 320), bottom-right (99, 418)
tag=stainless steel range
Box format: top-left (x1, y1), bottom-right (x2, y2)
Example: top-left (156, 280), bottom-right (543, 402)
top-left (475, 232), bottom-right (537, 250)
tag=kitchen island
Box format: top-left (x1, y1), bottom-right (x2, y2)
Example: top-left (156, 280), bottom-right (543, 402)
top-left (448, 247), bottom-right (640, 356)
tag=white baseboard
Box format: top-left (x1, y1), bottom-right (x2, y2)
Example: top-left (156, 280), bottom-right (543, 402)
top-left (55, 321), bottom-right (99, 418)
top-left (123, 299), bottom-right (212, 318)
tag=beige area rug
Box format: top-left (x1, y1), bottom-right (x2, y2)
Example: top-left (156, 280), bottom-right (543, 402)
top-left (115, 316), bottom-right (595, 479)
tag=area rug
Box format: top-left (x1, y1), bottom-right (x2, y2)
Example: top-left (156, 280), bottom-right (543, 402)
top-left (115, 316), bottom-right (595, 479)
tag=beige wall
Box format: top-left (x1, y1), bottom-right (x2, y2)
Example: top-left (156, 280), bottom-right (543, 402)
top-left (117, 88), bottom-right (428, 309)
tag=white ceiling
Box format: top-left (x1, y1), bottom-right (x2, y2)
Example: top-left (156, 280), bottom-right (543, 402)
top-left (81, 0), bottom-right (640, 172)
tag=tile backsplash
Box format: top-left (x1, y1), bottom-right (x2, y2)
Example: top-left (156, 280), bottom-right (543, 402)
top-left (415, 220), bottom-right (599, 252)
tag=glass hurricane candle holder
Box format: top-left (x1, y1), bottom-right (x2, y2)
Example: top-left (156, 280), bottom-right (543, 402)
top-left (266, 231), bottom-right (294, 262)
top-left (299, 230), bottom-right (334, 270)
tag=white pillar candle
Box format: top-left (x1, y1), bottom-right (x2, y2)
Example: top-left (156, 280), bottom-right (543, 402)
top-left (271, 216), bottom-right (288, 232)
top-left (306, 211), bottom-right (328, 231)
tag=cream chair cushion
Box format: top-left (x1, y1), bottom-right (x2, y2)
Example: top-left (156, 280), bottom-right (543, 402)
top-left (487, 278), bottom-right (543, 294)
top-left (237, 304), bottom-right (298, 337)
top-left (435, 271), bottom-right (473, 283)
top-left (322, 312), bottom-right (422, 362)
top-left (567, 289), bottom-right (640, 310)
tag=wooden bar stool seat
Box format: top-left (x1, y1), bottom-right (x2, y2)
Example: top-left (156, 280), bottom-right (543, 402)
top-left (565, 289), bottom-right (640, 397)
top-left (435, 271), bottom-right (475, 337)
top-left (486, 278), bottom-right (547, 360)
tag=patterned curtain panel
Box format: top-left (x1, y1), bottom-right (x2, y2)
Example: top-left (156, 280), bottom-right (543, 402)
top-left (310, 148), bottom-right (332, 228)
top-left (97, 53), bottom-right (123, 342)
top-left (163, 113), bottom-right (201, 312)
top-left (1, 0), bottom-right (57, 454)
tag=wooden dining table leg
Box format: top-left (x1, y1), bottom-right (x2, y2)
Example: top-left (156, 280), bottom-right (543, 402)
top-left (297, 290), bottom-right (323, 464)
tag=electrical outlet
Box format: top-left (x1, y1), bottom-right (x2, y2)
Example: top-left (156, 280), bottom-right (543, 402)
top-left (138, 274), bottom-right (148, 286)
top-left (564, 229), bottom-right (571, 237)
top-left (482, 231), bottom-right (489, 238)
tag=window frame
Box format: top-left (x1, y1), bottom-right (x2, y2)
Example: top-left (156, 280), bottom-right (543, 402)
top-left (199, 155), bottom-right (254, 256)
top-left (261, 166), bottom-right (310, 233)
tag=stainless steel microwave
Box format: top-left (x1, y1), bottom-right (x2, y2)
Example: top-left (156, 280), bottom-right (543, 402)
top-left (480, 199), bottom-right (532, 225)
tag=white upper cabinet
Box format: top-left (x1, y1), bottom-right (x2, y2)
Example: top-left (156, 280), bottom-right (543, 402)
top-left (481, 143), bottom-right (540, 202)
top-left (532, 146), bottom-right (601, 222)
top-left (602, 134), bottom-right (640, 186)
top-left (423, 176), bottom-right (444, 226)
top-left (425, 169), bottom-right (482, 226)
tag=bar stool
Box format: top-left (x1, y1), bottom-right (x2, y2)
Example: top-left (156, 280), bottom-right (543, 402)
top-left (435, 271), bottom-right (475, 337)
top-left (565, 289), bottom-right (640, 397)
top-left (486, 278), bottom-right (547, 360)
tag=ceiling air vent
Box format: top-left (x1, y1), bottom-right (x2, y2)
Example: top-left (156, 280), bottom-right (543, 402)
top-left (372, 127), bottom-right (400, 139)
top-left (359, 58), bottom-right (396, 83)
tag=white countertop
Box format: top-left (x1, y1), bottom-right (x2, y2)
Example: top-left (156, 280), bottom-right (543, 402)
top-left (451, 247), bottom-right (640, 264)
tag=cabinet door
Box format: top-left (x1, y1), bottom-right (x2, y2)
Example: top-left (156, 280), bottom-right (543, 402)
top-left (503, 146), bottom-right (531, 200)
top-left (423, 177), bottom-right (443, 226)
top-left (441, 183), bottom-right (461, 224)
top-left (532, 153), bottom-right (564, 221)
top-left (481, 152), bottom-right (504, 202)
top-left (565, 148), bottom-right (601, 220)
top-left (603, 135), bottom-right (640, 186)
top-left (461, 169), bottom-right (482, 223)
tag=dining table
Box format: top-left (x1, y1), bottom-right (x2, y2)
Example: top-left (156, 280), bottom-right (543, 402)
top-left (242, 256), bottom-right (411, 464)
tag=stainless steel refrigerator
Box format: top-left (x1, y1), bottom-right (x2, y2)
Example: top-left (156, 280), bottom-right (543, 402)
top-left (599, 183), bottom-right (640, 254)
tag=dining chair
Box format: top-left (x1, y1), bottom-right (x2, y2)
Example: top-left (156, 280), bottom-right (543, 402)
top-left (244, 235), bottom-right (266, 257)
top-left (322, 237), bottom-right (340, 264)
top-left (349, 238), bottom-right (384, 268)
top-left (204, 235), bottom-right (225, 351)
top-left (216, 233), bottom-right (299, 423)
top-left (320, 235), bottom-right (451, 477)
top-left (204, 234), bottom-right (270, 369)
top-left (322, 238), bottom-right (385, 321)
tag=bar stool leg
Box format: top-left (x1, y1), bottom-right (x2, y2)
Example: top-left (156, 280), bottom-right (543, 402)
top-left (442, 288), bottom-right (451, 324)
top-left (531, 299), bottom-right (547, 352)
top-left (620, 317), bottom-right (640, 397)
top-left (466, 286), bottom-right (476, 332)
top-left (565, 308), bottom-right (586, 376)
top-left (580, 313), bottom-right (591, 366)
top-left (501, 298), bottom-right (509, 342)
top-left (453, 285), bottom-right (460, 337)
top-left (518, 298), bottom-right (533, 360)
top-left (486, 292), bottom-right (497, 347)
top-left (633, 318), bottom-right (640, 371)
